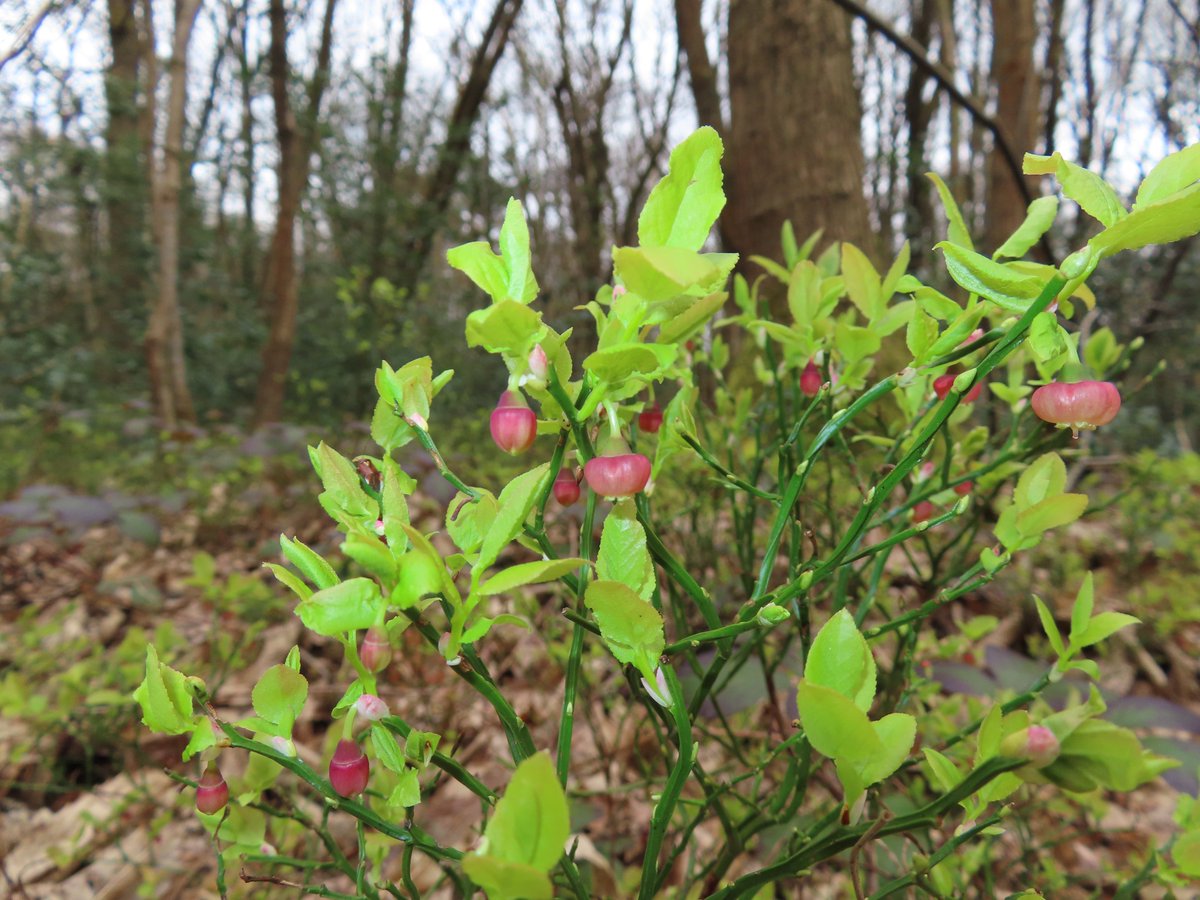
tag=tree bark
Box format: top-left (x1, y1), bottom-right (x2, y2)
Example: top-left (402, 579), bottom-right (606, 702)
top-left (146, 0), bottom-right (202, 427)
top-left (253, 0), bottom-right (338, 425)
top-left (725, 0), bottom-right (875, 313)
top-left (986, 0), bottom-right (1039, 253)
top-left (903, 0), bottom-right (937, 271)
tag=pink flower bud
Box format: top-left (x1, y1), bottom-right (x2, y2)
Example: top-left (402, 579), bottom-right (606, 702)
top-left (1030, 381), bottom-right (1121, 434)
top-left (1001, 724), bottom-right (1060, 769)
top-left (359, 626), bottom-right (391, 673)
top-left (355, 693), bottom-right (390, 721)
top-left (329, 740), bottom-right (370, 797)
top-left (954, 480), bottom-right (973, 496)
top-left (800, 360), bottom-right (822, 397)
top-left (528, 345), bottom-right (549, 381)
top-left (584, 452), bottom-right (652, 499)
top-left (934, 372), bottom-right (982, 403)
top-left (912, 500), bottom-right (934, 523)
top-left (196, 763), bottom-right (229, 814)
top-left (553, 468), bottom-right (581, 506)
top-left (638, 403), bottom-right (663, 434)
top-left (490, 391), bottom-right (537, 455)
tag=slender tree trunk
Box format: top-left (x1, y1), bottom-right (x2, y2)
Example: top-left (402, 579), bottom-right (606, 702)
top-left (725, 0), bottom-right (875, 317)
top-left (674, 0), bottom-right (723, 132)
top-left (146, 0), bottom-right (202, 427)
top-left (903, 0), bottom-right (937, 271)
top-left (253, 0), bottom-right (338, 424)
top-left (986, 0), bottom-right (1038, 253)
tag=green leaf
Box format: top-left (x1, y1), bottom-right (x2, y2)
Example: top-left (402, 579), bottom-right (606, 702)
top-left (1068, 572), bottom-right (1095, 646)
top-left (182, 717), bottom-right (216, 761)
top-left (465, 300), bottom-right (545, 356)
top-left (583, 580), bottom-right (665, 682)
top-left (936, 242), bottom-right (1045, 312)
top-left (280, 535), bottom-right (339, 590)
top-left (446, 490), bottom-right (498, 556)
top-left (381, 456), bottom-right (414, 553)
top-left (1135, 143), bottom-right (1200, 209)
top-left (264, 562), bottom-right (313, 601)
top-left (390, 768), bottom-right (423, 809)
top-left (447, 241), bottom-right (508, 303)
top-left (927, 173), bottom-right (974, 249)
top-left (596, 500), bottom-right (655, 600)
top-left (314, 442), bottom-right (377, 519)
top-left (295, 578), bottom-right (382, 637)
top-left (657, 292), bottom-right (727, 345)
top-left (342, 532), bottom-right (397, 583)
top-left (371, 396), bottom-right (415, 451)
top-left (1033, 596), bottom-right (1066, 658)
top-left (638, 125), bottom-right (726, 251)
top-left (977, 705), bottom-right (1003, 761)
top-left (906, 306), bottom-right (937, 361)
top-left (478, 558), bottom-right (589, 596)
top-left (476, 752), bottom-right (568, 871)
top-left (781, 220), bottom-right (799, 267)
top-left (861, 713), bottom-right (917, 784)
top-left (994, 195), bottom-right (1059, 260)
top-left (500, 198), bottom-right (538, 303)
top-left (613, 246), bottom-right (721, 302)
top-left (477, 465), bottom-right (551, 573)
top-left (131, 645), bottom-right (193, 735)
top-left (1024, 152), bottom-right (1127, 226)
top-left (922, 748), bottom-right (961, 793)
top-left (1075, 611), bottom-right (1140, 649)
top-left (582, 343), bottom-right (678, 385)
top-left (461, 613), bottom-right (530, 644)
top-left (376, 358), bottom-right (434, 425)
top-left (804, 609), bottom-right (876, 712)
top-left (371, 724), bottom-right (409, 774)
top-left (795, 681), bottom-right (880, 763)
top-left (252, 664), bottom-right (308, 733)
top-left (1089, 183), bottom-right (1200, 258)
top-left (462, 856), bottom-right (552, 900)
top-left (1014, 452), bottom-right (1067, 511)
top-left (1016, 493), bottom-right (1088, 536)
top-left (1026, 311), bottom-right (1069, 363)
top-left (1172, 830), bottom-right (1200, 877)
top-left (841, 243), bottom-right (882, 319)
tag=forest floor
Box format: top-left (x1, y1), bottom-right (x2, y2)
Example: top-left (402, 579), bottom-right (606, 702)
top-left (1, 424), bottom-right (1199, 899)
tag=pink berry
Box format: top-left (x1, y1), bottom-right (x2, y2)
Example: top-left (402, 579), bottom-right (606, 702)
top-left (1030, 381), bottom-right (1121, 433)
top-left (553, 468), bottom-right (581, 506)
top-left (800, 360), bottom-right (821, 398)
top-left (638, 404), bottom-right (663, 434)
top-left (360, 626), bottom-right (391, 673)
top-left (196, 764), bottom-right (229, 814)
top-left (954, 481), bottom-right (973, 496)
top-left (933, 373), bottom-right (982, 403)
top-left (490, 391), bottom-right (537, 455)
top-left (584, 453), bottom-right (652, 499)
top-left (329, 740), bottom-right (370, 797)
top-left (912, 501), bottom-right (934, 523)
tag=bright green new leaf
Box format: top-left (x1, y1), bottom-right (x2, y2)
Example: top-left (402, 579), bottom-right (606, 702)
top-left (994, 196), bottom-right (1059, 260)
top-left (314, 442), bottom-right (377, 519)
top-left (787, 261), bottom-right (822, 324)
top-left (1033, 595), bottom-right (1066, 658)
top-left (1172, 831), bottom-right (1200, 877)
top-left (906, 306), bottom-right (937, 361)
top-left (1016, 493), bottom-right (1088, 536)
top-left (446, 240), bottom-right (507, 303)
top-left (936, 242), bottom-right (1045, 312)
top-left (381, 456), bottom-right (414, 554)
top-left (1027, 312), bottom-right (1069, 364)
top-left (795, 681), bottom-right (880, 763)
top-left (446, 490), bottom-right (498, 556)
top-left (295, 578), bottom-right (382, 637)
top-left (861, 713), bottom-right (917, 785)
top-left (1068, 572), bottom-right (1095, 646)
top-left (658, 292), bottom-right (727, 345)
top-left (923, 748), bottom-right (961, 793)
top-left (841, 243), bottom-right (882, 319)
top-left (478, 558), bottom-right (589, 596)
top-left (1089, 183), bottom-right (1200, 258)
top-left (583, 343), bottom-right (678, 385)
top-left (477, 465), bottom-right (551, 573)
top-left (1024, 152), bottom-right (1127, 226)
top-left (279, 535), bottom-right (338, 592)
top-left (1083, 327), bottom-right (1120, 374)
top-left (596, 500), bottom-right (655, 600)
top-left (370, 395), bottom-right (415, 451)
top-left (500, 198), bottom-right (538, 303)
top-left (1135, 143), bottom-right (1200, 208)
top-left (584, 580), bottom-right (665, 682)
top-left (390, 768), bottom-right (423, 809)
top-left (927, 173), bottom-right (974, 249)
top-left (371, 723), bottom-right (408, 774)
top-left (132, 645), bottom-right (194, 735)
top-left (342, 532), bottom-right (396, 583)
top-left (638, 126), bottom-right (726, 251)
top-left (264, 562), bottom-right (313, 601)
top-left (182, 717), bottom-right (216, 761)
top-left (377, 358), bottom-right (434, 423)
top-left (252, 664), bottom-right (308, 732)
top-left (465, 300), bottom-right (545, 355)
top-left (475, 752), bottom-right (569, 872)
top-left (1075, 611), bottom-right (1140, 649)
top-left (1014, 452), bottom-right (1067, 511)
top-left (462, 856), bottom-right (552, 900)
top-left (461, 613), bottom-right (530, 644)
top-left (977, 705), bottom-right (1003, 761)
top-left (612, 245), bottom-right (721, 302)
top-left (804, 609), bottom-right (877, 712)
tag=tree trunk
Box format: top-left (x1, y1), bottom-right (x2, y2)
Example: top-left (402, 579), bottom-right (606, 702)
top-left (986, 0), bottom-right (1038, 253)
top-left (253, 0), bottom-right (338, 425)
top-left (146, 0), bottom-right (202, 427)
top-left (903, 0), bottom-right (937, 271)
top-left (102, 0), bottom-right (147, 350)
top-left (725, 0), bottom-right (875, 317)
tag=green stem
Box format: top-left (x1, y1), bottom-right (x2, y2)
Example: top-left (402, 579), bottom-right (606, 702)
top-left (406, 417), bottom-right (478, 500)
top-left (679, 431), bottom-right (780, 501)
top-left (557, 487), bottom-right (598, 785)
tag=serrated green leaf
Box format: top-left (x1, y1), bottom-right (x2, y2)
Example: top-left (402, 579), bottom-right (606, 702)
top-left (500, 198), bottom-right (538, 303)
top-left (280, 535), bottom-right (339, 591)
top-left (927, 172), bottom-right (974, 249)
top-left (1076, 611), bottom-right (1140, 648)
top-left (978, 705), bottom-right (1003, 761)
top-left (182, 717), bottom-right (216, 761)
top-left (583, 343), bottom-right (678, 385)
top-left (252, 664), bottom-right (308, 732)
top-left (446, 490), bottom-right (498, 556)
top-left (861, 713), bottom-right (916, 784)
top-left (937, 242), bottom-right (1045, 312)
top-left (370, 395), bottom-right (415, 451)
top-left (1014, 452), bottom-right (1067, 511)
top-left (465, 300), bottom-right (545, 355)
top-left (923, 747), bottom-right (961, 793)
top-left (1068, 572), bottom-right (1095, 646)
top-left (446, 241), bottom-right (508, 302)
top-left (1016, 493), bottom-right (1088, 536)
top-left (584, 580), bottom-right (665, 682)
top-left (994, 195), bottom-right (1059, 260)
top-left (795, 681), bottom-right (880, 763)
top-left (657, 292), bottom-right (727, 345)
top-left (477, 465), bottom-right (551, 573)
top-left (1090, 183), bottom-right (1200, 258)
top-left (264, 562), bottom-right (313, 601)
top-left (596, 500), bottom-right (655, 600)
top-left (295, 578), bottom-right (382, 637)
top-left (1033, 595), bottom-right (1065, 658)
top-left (462, 856), bottom-right (552, 900)
top-left (131, 645), bottom-right (193, 735)
top-left (1135, 143), bottom-right (1200, 209)
top-left (841, 243), bottom-right (882, 318)
top-left (371, 723), bottom-right (409, 774)
top-left (479, 752), bottom-right (568, 871)
top-left (1024, 152), bottom-right (1127, 226)
top-left (478, 558), bottom-right (589, 596)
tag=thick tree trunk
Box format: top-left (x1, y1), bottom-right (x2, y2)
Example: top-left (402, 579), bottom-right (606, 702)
top-left (146, 0), bottom-right (202, 427)
top-left (253, 0), bottom-right (338, 425)
top-left (725, 0), bottom-right (875, 316)
top-left (102, 0), bottom-right (147, 348)
top-left (986, 0), bottom-right (1038, 253)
